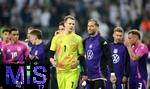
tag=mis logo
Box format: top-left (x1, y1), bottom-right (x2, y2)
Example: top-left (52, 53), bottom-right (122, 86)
top-left (0, 65), bottom-right (50, 89)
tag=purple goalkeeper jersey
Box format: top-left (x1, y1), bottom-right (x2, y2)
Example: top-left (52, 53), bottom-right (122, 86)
top-left (110, 42), bottom-right (129, 81)
top-left (2, 41), bottom-right (29, 64)
top-left (130, 43), bottom-right (148, 80)
top-left (84, 34), bottom-right (105, 80)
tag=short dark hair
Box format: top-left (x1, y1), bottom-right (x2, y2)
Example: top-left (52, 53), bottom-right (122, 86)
top-left (59, 21), bottom-right (64, 26)
top-left (128, 29), bottom-right (141, 39)
top-left (30, 29), bottom-right (42, 39)
top-left (10, 27), bottom-right (19, 33)
top-left (113, 27), bottom-right (124, 33)
top-left (64, 15), bottom-right (75, 22)
top-left (88, 19), bottom-right (99, 27)
top-left (2, 28), bottom-right (10, 33)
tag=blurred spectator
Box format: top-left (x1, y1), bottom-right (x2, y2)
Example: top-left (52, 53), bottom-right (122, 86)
top-left (32, 6), bottom-right (42, 27)
top-left (99, 17), bottom-right (110, 40)
top-left (40, 8), bottom-right (51, 27)
top-left (119, 1), bottom-right (130, 25)
top-left (15, 0), bottom-right (26, 12)
top-left (21, 5), bottom-right (32, 26)
top-left (0, 0), bottom-right (149, 42)
top-left (89, 5), bottom-right (100, 20)
top-left (145, 0), bottom-right (150, 17)
top-left (140, 12), bottom-right (150, 32)
top-left (109, 3), bottom-right (119, 25)
top-left (1, 0), bottom-right (10, 26)
top-left (50, 7), bottom-right (60, 27)
top-left (11, 4), bottom-right (22, 27)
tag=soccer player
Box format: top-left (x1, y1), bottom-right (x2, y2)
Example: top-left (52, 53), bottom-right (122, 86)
top-left (107, 27), bottom-right (130, 89)
top-left (24, 26), bottom-right (34, 51)
top-left (49, 15), bottom-right (86, 89)
top-left (0, 28), bottom-right (10, 49)
top-left (50, 21), bottom-right (65, 89)
top-left (55, 21), bottom-right (65, 35)
top-left (28, 29), bottom-right (46, 64)
top-left (124, 29), bottom-right (148, 89)
top-left (2, 27), bottom-right (29, 64)
top-left (0, 28), bottom-right (10, 64)
top-left (83, 19), bottom-right (116, 89)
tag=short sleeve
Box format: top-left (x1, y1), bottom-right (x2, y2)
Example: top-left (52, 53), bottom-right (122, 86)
top-left (77, 37), bottom-right (84, 55)
top-left (136, 44), bottom-right (148, 57)
top-left (50, 36), bottom-right (57, 51)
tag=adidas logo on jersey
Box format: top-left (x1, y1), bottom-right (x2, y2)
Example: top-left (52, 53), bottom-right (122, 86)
top-left (103, 41), bottom-right (107, 45)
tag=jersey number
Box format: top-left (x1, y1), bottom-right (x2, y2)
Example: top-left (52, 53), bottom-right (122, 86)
top-left (71, 82), bottom-right (74, 88)
top-left (11, 52), bottom-right (17, 58)
top-left (138, 82), bottom-right (142, 89)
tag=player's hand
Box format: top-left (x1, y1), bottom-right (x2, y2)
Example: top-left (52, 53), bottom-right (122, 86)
top-left (71, 60), bottom-right (79, 69)
top-left (110, 73), bottom-right (117, 83)
top-left (50, 58), bottom-right (56, 67)
top-left (0, 86), bottom-right (3, 89)
top-left (122, 76), bottom-right (128, 83)
top-left (29, 54), bottom-right (34, 60)
top-left (12, 55), bottom-right (17, 61)
top-left (124, 38), bottom-right (131, 47)
top-left (82, 75), bottom-right (88, 81)
top-left (12, 55), bottom-right (18, 63)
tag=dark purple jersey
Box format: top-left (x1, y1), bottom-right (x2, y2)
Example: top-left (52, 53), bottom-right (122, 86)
top-left (84, 34), bottom-right (109, 80)
top-left (30, 42), bottom-right (46, 64)
top-left (110, 43), bottom-right (130, 81)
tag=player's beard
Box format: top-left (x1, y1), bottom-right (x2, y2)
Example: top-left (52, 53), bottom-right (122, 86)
top-left (89, 31), bottom-right (96, 36)
top-left (116, 39), bottom-right (122, 43)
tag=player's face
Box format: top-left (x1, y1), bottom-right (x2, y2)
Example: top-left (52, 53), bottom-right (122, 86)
top-left (11, 31), bottom-right (19, 42)
top-left (27, 29), bottom-right (33, 39)
top-left (29, 34), bottom-right (37, 45)
top-left (128, 34), bottom-right (136, 45)
top-left (59, 25), bottom-right (64, 31)
top-left (64, 18), bottom-right (75, 33)
top-left (113, 32), bottom-right (123, 43)
top-left (87, 21), bottom-right (98, 35)
top-left (55, 25), bottom-right (65, 35)
top-left (2, 31), bottom-right (10, 42)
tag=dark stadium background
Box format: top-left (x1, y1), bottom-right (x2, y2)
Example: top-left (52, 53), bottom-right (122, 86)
top-left (0, 0), bottom-right (149, 89)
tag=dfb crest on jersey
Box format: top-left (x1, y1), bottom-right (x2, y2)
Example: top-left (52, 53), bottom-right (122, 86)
top-left (89, 44), bottom-right (92, 48)
top-left (17, 47), bottom-right (21, 51)
top-left (35, 50), bottom-right (38, 56)
top-left (113, 48), bottom-right (118, 54)
top-left (7, 49), bottom-right (11, 52)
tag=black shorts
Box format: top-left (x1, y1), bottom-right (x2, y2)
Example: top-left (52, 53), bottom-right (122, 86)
top-left (87, 79), bottom-right (105, 89)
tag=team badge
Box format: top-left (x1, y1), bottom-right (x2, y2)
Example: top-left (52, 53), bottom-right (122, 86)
top-left (113, 48), bottom-right (118, 54)
top-left (89, 44), bottom-right (92, 48)
top-left (17, 47), bottom-right (21, 51)
top-left (7, 49), bottom-right (11, 52)
top-left (35, 50), bottom-right (38, 56)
